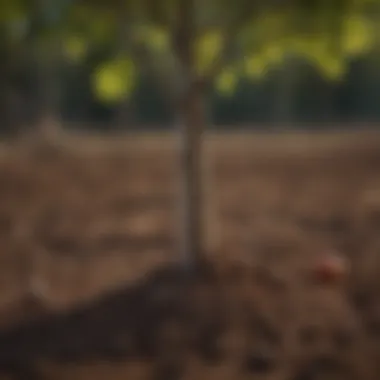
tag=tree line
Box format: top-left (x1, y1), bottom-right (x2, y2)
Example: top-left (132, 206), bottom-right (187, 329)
top-left (1, 0), bottom-right (380, 134)
top-left (61, 53), bottom-right (380, 129)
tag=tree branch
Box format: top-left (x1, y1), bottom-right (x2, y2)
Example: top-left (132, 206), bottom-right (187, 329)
top-left (128, 37), bottom-right (180, 103)
top-left (172, 0), bottom-right (195, 70)
top-left (113, 0), bottom-right (181, 107)
top-left (197, 0), bottom-right (283, 89)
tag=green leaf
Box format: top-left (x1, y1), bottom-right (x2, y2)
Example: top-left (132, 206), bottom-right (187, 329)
top-left (262, 44), bottom-right (286, 65)
top-left (194, 30), bottom-right (223, 75)
top-left (63, 35), bottom-right (87, 62)
top-left (68, 5), bottom-right (116, 46)
top-left (242, 44), bottom-right (285, 80)
top-left (317, 55), bottom-right (347, 81)
top-left (244, 55), bottom-right (269, 78)
top-left (92, 57), bottom-right (137, 104)
top-left (134, 25), bottom-right (170, 52)
top-left (342, 15), bottom-right (373, 56)
top-left (215, 67), bottom-right (238, 95)
top-left (0, 0), bottom-right (25, 23)
top-left (290, 36), bottom-right (347, 80)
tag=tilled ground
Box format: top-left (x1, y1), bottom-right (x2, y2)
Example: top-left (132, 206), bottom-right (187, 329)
top-left (0, 133), bottom-right (380, 379)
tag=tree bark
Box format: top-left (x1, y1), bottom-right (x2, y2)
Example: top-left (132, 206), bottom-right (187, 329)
top-left (177, 83), bottom-right (218, 271)
top-left (34, 59), bottom-right (62, 142)
top-left (273, 56), bottom-right (298, 129)
top-left (30, 0), bottom-right (63, 142)
top-left (325, 0), bottom-right (346, 123)
top-left (172, 0), bottom-right (220, 272)
top-left (115, 100), bottom-right (132, 130)
top-left (178, 85), bottom-right (205, 270)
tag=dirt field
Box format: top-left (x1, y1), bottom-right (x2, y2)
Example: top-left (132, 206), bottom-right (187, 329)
top-left (1, 131), bottom-right (380, 379)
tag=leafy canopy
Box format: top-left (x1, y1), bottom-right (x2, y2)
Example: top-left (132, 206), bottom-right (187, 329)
top-left (1, 0), bottom-right (378, 102)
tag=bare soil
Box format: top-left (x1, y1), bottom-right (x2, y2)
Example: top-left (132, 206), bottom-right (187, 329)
top-left (0, 131), bottom-right (380, 379)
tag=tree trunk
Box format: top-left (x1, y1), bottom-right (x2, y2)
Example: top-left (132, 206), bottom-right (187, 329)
top-left (172, 0), bottom-right (220, 271)
top-left (35, 62), bottom-right (62, 141)
top-left (0, 59), bottom-right (21, 137)
top-left (115, 99), bottom-right (133, 130)
top-left (273, 56), bottom-right (298, 129)
top-left (177, 84), bottom-right (218, 271)
top-left (114, 6), bottom-right (132, 132)
top-left (326, 0), bottom-right (345, 124)
top-left (31, 0), bottom-right (63, 142)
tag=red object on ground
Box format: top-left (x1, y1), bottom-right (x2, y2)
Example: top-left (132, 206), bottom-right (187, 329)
top-left (313, 253), bottom-right (348, 284)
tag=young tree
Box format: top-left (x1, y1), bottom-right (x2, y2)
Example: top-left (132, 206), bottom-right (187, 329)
top-left (87, 0), bottom-right (293, 271)
top-left (70, 0), bottom-right (377, 271)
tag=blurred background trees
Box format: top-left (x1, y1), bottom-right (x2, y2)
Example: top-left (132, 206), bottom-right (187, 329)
top-left (0, 0), bottom-right (379, 136)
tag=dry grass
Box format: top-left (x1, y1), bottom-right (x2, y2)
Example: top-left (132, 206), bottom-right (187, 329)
top-left (1, 131), bottom-right (380, 379)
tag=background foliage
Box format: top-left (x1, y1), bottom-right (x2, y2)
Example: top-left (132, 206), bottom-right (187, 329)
top-left (1, 0), bottom-right (380, 133)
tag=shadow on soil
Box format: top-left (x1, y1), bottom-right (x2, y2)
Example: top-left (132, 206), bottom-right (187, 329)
top-left (0, 254), bottom-right (377, 380)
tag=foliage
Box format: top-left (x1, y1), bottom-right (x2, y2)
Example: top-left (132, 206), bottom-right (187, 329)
top-left (92, 56), bottom-right (136, 103)
top-left (85, 0), bottom-right (379, 101)
top-left (0, 0), bottom-right (379, 103)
